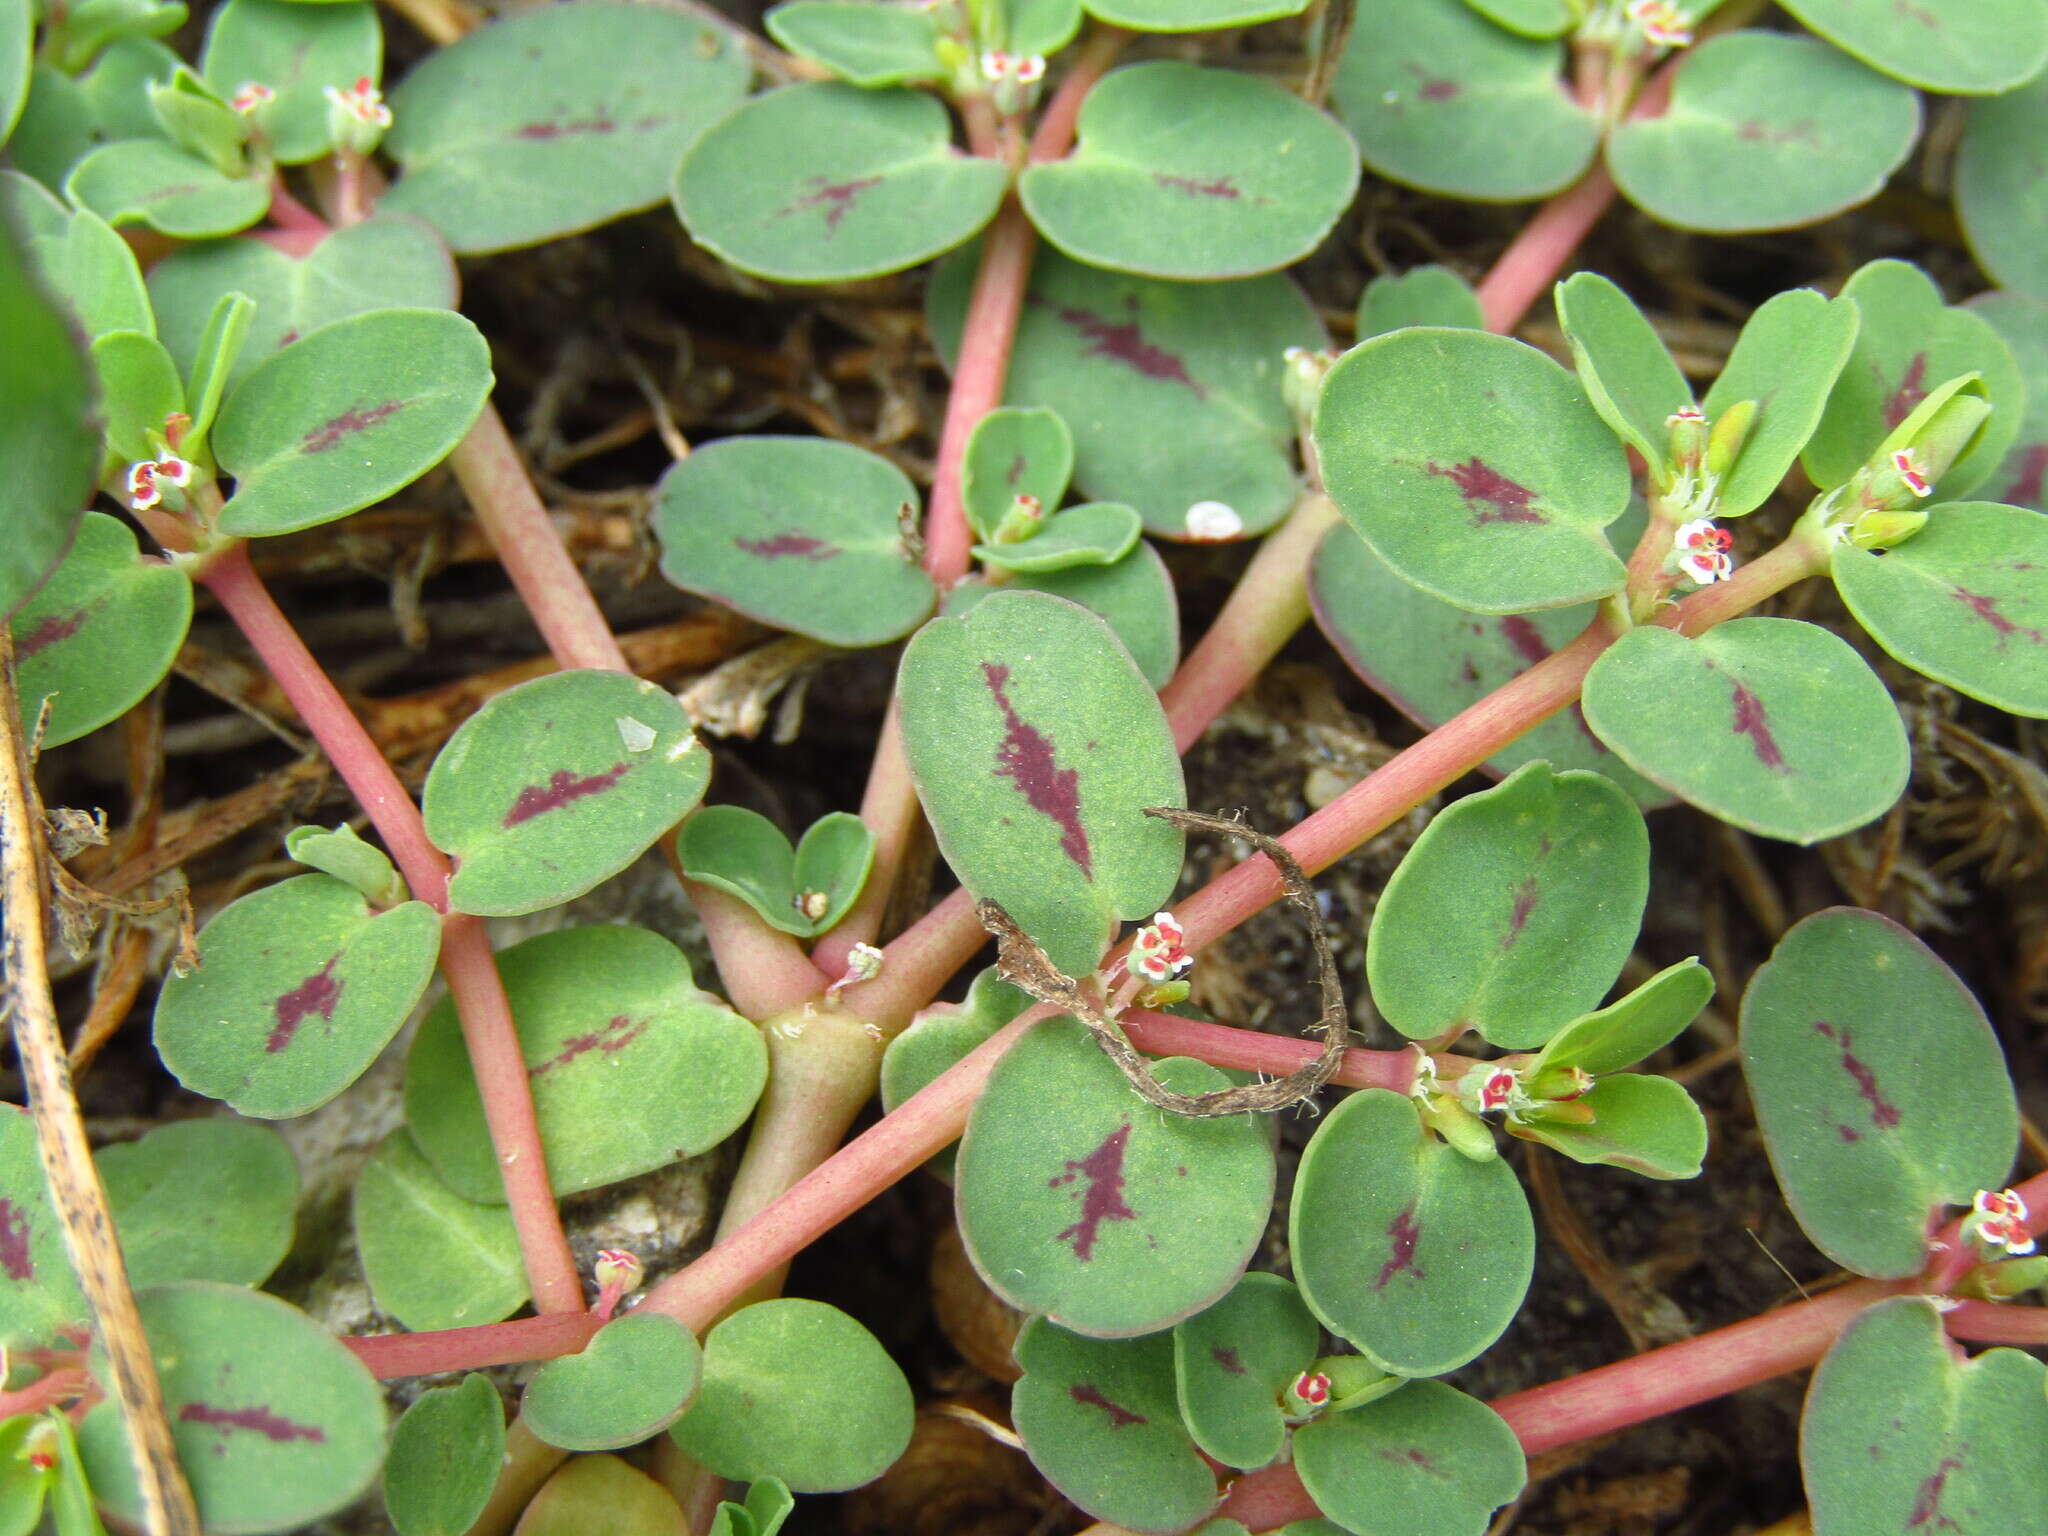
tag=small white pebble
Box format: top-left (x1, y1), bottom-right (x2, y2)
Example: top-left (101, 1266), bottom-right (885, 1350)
top-left (1185, 500), bottom-right (1243, 541)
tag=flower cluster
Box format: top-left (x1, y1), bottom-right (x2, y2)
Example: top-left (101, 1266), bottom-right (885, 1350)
top-left (324, 76), bottom-right (391, 128)
top-left (229, 81), bottom-right (275, 115)
top-left (1674, 517), bottom-right (1735, 585)
top-left (1128, 912), bottom-right (1194, 986)
top-left (1968, 1188), bottom-right (2036, 1258)
top-left (1625, 0), bottom-right (1692, 48)
top-left (978, 51), bottom-right (1045, 85)
top-left (126, 454), bottom-right (194, 511)
top-left (1891, 446), bottom-right (1933, 499)
top-left (1464, 1065), bottom-right (1528, 1117)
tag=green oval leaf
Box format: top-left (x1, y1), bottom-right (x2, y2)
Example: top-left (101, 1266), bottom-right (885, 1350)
top-left (1778, 0), bottom-right (2048, 94)
top-left (99, 1119), bottom-right (296, 1288)
top-left (149, 217), bottom-right (457, 393)
top-left (200, 0), bottom-right (380, 163)
top-left (1020, 62), bottom-right (1357, 280)
top-left (286, 821), bottom-right (403, 905)
top-left (352, 1130), bottom-right (529, 1331)
top-left (668, 1299), bottom-right (913, 1494)
top-left (1314, 327), bottom-right (1632, 613)
top-left (1511, 1073), bottom-right (1707, 1180)
top-left (526, 1313), bottom-right (701, 1453)
top-left (899, 589), bottom-right (1185, 976)
top-left (1333, 0), bottom-right (1596, 202)
top-left (763, 1), bottom-right (943, 86)
top-left (6, 197), bottom-right (155, 344)
top-left (0, 0), bottom-right (26, 141)
top-left (946, 540), bottom-right (1181, 690)
top-left (1172, 1273), bottom-right (1320, 1471)
top-left (65, 137), bottom-right (268, 237)
top-left (385, 1375), bottom-right (504, 1536)
top-left (1802, 259), bottom-right (2023, 500)
top-left (92, 327), bottom-right (184, 464)
top-left (879, 967), bottom-right (1031, 1179)
top-left (1803, 1297), bottom-right (2048, 1536)
top-left (1701, 288), bottom-right (1862, 518)
top-left (1579, 618), bottom-right (1910, 845)
top-left (6, 63), bottom-right (94, 189)
top-left (1291, 1088), bottom-right (1534, 1377)
top-left (1833, 503), bottom-right (2048, 717)
top-left (1082, 0), bottom-right (1308, 28)
top-left (1367, 761), bottom-right (1649, 1050)
top-left (975, 502), bottom-right (1142, 574)
top-left (422, 669), bottom-right (709, 918)
top-left (929, 243), bottom-right (1325, 539)
top-left (154, 874), bottom-right (441, 1118)
top-left (1529, 958), bottom-right (1714, 1079)
top-left (678, 806), bottom-right (875, 938)
top-left (958, 1017), bottom-right (1275, 1336)
top-left (1011, 1317), bottom-right (1218, 1533)
top-left (404, 925), bottom-right (767, 1202)
top-left (1357, 263), bottom-right (1484, 339)
top-left (1964, 293), bottom-right (2048, 511)
top-left (963, 405), bottom-right (1075, 541)
top-left (79, 1283), bottom-right (386, 1536)
top-left (1608, 32), bottom-right (1919, 234)
top-left (213, 307), bottom-right (492, 536)
top-left (1556, 272), bottom-right (1692, 486)
top-left (383, 1), bottom-right (747, 254)
top-left (674, 83), bottom-right (1007, 283)
top-left (1461, 0), bottom-right (1571, 34)
top-left (1740, 908), bottom-right (2018, 1279)
top-left (0, 1105), bottom-right (87, 1345)
top-left (517, 1454), bottom-right (687, 1536)
top-left (10, 511), bottom-right (191, 748)
top-left (652, 436), bottom-right (936, 647)
top-left (1957, 77), bottom-right (2048, 302)
top-left (1293, 1380), bottom-right (1526, 1536)
top-left (1307, 525), bottom-right (1666, 805)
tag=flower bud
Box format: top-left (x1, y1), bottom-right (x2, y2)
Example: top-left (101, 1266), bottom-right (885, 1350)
top-left (1952, 1255), bottom-right (2048, 1302)
top-left (991, 493), bottom-right (1044, 545)
top-left (325, 76), bottom-right (392, 156)
top-left (1845, 507), bottom-right (1930, 552)
top-left (1285, 1370), bottom-right (1332, 1418)
top-left (1283, 346), bottom-right (1338, 425)
top-left (1316, 1354), bottom-right (1403, 1412)
top-left (1415, 1091), bottom-right (1498, 1162)
top-left (593, 1248), bottom-right (644, 1319)
top-left (1703, 398), bottom-right (1757, 481)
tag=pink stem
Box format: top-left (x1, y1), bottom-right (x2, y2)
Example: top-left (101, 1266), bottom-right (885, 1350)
top-left (1945, 1300), bottom-right (2048, 1345)
top-left (1121, 1011), bottom-right (1419, 1092)
top-left (0, 1367), bottom-right (88, 1419)
top-left (345, 1311), bottom-right (601, 1379)
top-left (1030, 25), bottom-right (1129, 163)
top-left (267, 175), bottom-right (329, 235)
top-left (684, 880), bottom-right (833, 1020)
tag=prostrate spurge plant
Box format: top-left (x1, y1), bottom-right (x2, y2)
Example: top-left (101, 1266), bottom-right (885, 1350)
top-left (0, 0), bottom-right (2045, 1532)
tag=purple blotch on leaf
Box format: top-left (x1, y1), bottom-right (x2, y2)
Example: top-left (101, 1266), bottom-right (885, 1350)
top-left (514, 115), bottom-right (617, 139)
top-left (2005, 444), bottom-right (2047, 507)
top-left (17, 602), bottom-right (101, 660)
top-left (981, 663), bottom-right (1091, 877)
top-left (1727, 680), bottom-right (1788, 772)
top-left (1883, 353), bottom-right (1930, 431)
top-left (1503, 876), bottom-right (1539, 946)
top-left (734, 533), bottom-right (839, 561)
top-left (1380, 1446), bottom-right (1447, 1478)
top-left (1069, 1383), bottom-right (1144, 1427)
top-left (0, 1201), bottom-right (33, 1281)
top-left (1153, 172), bottom-right (1242, 200)
top-left (179, 1403), bottom-right (327, 1444)
top-left (502, 762), bottom-right (630, 828)
top-left (300, 401), bottom-right (404, 454)
top-left (776, 175), bottom-right (884, 234)
top-left (1048, 1121), bottom-right (1136, 1261)
top-left (1044, 299), bottom-right (1203, 398)
top-left (1813, 1021), bottom-right (1901, 1130)
top-left (1402, 62), bottom-right (1460, 101)
top-left (1907, 1455), bottom-right (1963, 1531)
top-left (1210, 1346), bottom-right (1246, 1376)
top-left (1952, 586), bottom-right (2046, 647)
top-left (1426, 459), bottom-right (1545, 525)
top-left (531, 1015), bottom-right (649, 1076)
top-left (1374, 1203), bottom-right (1424, 1289)
top-left (268, 955), bottom-right (343, 1054)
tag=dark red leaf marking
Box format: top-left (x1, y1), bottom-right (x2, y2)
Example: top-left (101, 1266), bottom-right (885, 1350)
top-left (1402, 61), bottom-right (1459, 101)
top-left (1044, 299), bottom-right (1204, 398)
top-left (268, 955), bottom-right (342, 1054)
top-left (16, 601), bottom-right (101, 659)
top-left (776, 175), bottom-right (884, 233)
top-left (531, 1014), bottom-right (649, 1075)
top-left (1883, 352), bottom-right (1930, 431)
top-left (277, 328), bottom-right (300, 348)
top-left (734, 533), bottom-right (839, 561)
top-left (1069, 1383), bottom-right (1145, 1427)
top-left (0, 1200), bottom-right (33, 1281)
top-left (1503, 876), bottom-right (1539, 946)
top-left (2005, 443), bottom-right (2048, 507)
top-left (1894, 0), bottom-right (1941, 27)
top-left (141, 183), bottom-right (205, 204)
top-left (1907, 1456), bottom-right (1963, 1530)
top-left (981, 663), bottom-right (1091, 877)
top-left (1813, 1021), bottom-right (1901, 1130)
top-left (1727, 680), bottom-right (1788, 772)
top-left (1498, 618), bottom-right (1601, 744)
top-left (1006, 452), bottom-right (1028, 488)
top-left (1734, 119), bottom-right (1822, 149)
top-left (1379, 1446), bottom-right (1447, 1477)
top-left (179, 1403), bottom-right (326, 1444)
top-left (299, 401), bottom-right (404, 454)
top-left (1952, 586), bottom-right (2047, 647)
top-left (1374, 1203), bottom-right (1424, 1289)
top-left (1210, 1346), bottom-right (1247, 1376)
top-left (1049, 1121), bottom-right (1136, 1261)
top-left (1427, 459), bottom-right (1545, 525)
top-left (1837, 1124), bottom-right (1861, 1143)
top-left (513, 116), bottom-right (617, 139)
top-left (1154, 172), bottom-right (1242, 200)
top-left (502, 762), bottom-right (629, 827)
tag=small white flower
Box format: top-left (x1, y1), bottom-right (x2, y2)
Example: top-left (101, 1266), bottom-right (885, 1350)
top-left (1968, 1188), bottom-right (2036, 1257)
top-left (1666, 405), bottom-right (1707, 427)
top-left (155, 454), bottom-right (193, 488)
top-left (1184, 501), bottom-right (1242, 542)
top-left (230, 82), bottom-right (275, 114)
top-left (826, 942), bottom-right (884, 1002)
top-left (1127, 911), bottom-right (1193, 986)
top-left (1626, 0), bottom-right (1692, 48)
top-left (324, 76), bottom-right (391, 129)
top-left (1674, 517), bottom-right (1734, 585)
top-left (126, 461), bottom-right (161, 510)
top-left (1892, 447), bottom-right (1933, 499)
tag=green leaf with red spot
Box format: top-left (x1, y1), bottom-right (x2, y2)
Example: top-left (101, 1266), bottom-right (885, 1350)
top-left (1579, 618), bottom-right (1910, 846)
top-left (1834, 503), bottom-right (2048, 718)
top-left (78, 1282), bottom-right (386, 1535)
top-left (1367, 761), bottom-right (1650, 1050)
top-left (1293, 1380), bottom-right (1526, 1536)
top-left (382, 0), bottom-right (747, 254)
top-left (213, 307), bottom-right (492, 536)
top-left (899, 589), bottom-right (1184, 977)
top-left (668, 1299), bottom-right (912, 1494)
top-left (0, 1105), bottom-right (88, 1345)
top-left (1313, 327), bottom-right (1633, 613)
top-left (677, 806), bottom-right (875, 938)
top-left (1082, 0), bottom-right (1308, 27)
top-left (98, 1119), bottom-right (297, 1289)
top-left (763, 2), bottom-right (944, 87)
top-left (65, 137), bottom-right (268, 237)
top-left (975, 503), bottom-right (1143, 574)
top-left (10, 512), bottom-right (191, 748)
top-left (200, 0), bottom-right (381, 164)
top-left (1357, 264), bottom-right (1484, 339)
top-left (944, 541), bottom-right (1181, 690)
top-left (1019, 62), bottom-right (1358, 281)
top-left (929, 243), bottom-right (1326, 539)
top-left (422, 669), bottom-right (708, 917)
top-left (1010, 1317), bottom-right (1218, 1534)
top-left (1291, 1089), bottom-right (1533, 1377)
top-left (1702, 288), bottom-right (1861, 518)
top-left (404, 925), bottom-right (767, 1202)
top-left (1308, 523), bottom-right (1667, 805)
top-left (1802, 260), bottom-right (2023, 500)
top-left (674, 83), bottom-right (1007, 283)
top-left (1333, 0), bottom-right (1597, 202)
top-left (384, 1374), bottom-right (504, 1536)
top-left (1172, 1273), bottom-right (1320, 1472)
top-left (1510, 1073), bottom-right (1707, 1180)
top-left (652, 436), bottom-right (936, 647)
top-left (1778, 0), bottom-right (2048, 94)
top-left (956, 1017), bottom-right (1274, 1336)
top-left (153, 873), bottom-right (441, 1119)
top-left (1802, 1297), bottom-right (2048, 1536)
top-left (1957, 80), bottom-right (2048, 303)
top-left (1607, 32), bottom-right (1919, 235)
top-left (1556, 273), bottom-right (1693, 487)
top-left (525, 1313), bottom-right (701, 1453)
top-left (352, 1130), bottom-right (529, 1332)
top-left (963, 406), bottom-right (1075, 542)
top-left (1741, 908), bottom-right (2018, 1279)
top-left (1960, 293), bottom-right (2048, 511)
top-left (148, 217), bottom-right (457, 394)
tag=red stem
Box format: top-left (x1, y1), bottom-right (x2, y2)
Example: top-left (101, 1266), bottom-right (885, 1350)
top-left (0, 1366), bottom-right (88, 1419)
top-left (345, 1311), bottom-right (601, 1379)
top-left (1029, 25), bottom-right (1128, 164)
